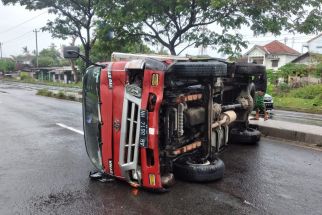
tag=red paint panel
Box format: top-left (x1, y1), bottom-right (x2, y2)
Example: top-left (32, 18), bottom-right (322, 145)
top-left (140, 70), bottom-right (165, 189)
top-left (100, 67), bottom-right (113, 174)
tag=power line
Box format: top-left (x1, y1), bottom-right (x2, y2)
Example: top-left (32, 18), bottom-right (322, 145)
top-left (3, 30), bottom-right (33, 44)
top-left (3, 33), bottom-right (34, 48)
top-left (0, 11), bottom-right (46, 34)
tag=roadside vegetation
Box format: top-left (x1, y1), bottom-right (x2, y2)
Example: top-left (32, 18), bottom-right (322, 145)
top-left (267, 64), bottom-right (322, 114)
top-left (36, 89), bottom-right (81, 102)
top-left (4, 77), bottom-right (82, 88)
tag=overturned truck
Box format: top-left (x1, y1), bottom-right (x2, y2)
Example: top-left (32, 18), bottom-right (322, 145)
top-left (64, 49), bottom-right (266, 191)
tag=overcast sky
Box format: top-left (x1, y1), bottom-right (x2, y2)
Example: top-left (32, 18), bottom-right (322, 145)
top-left (0, 2), bottom-right (319, 58)
top-left (0, 2), bottom-right (65, 57)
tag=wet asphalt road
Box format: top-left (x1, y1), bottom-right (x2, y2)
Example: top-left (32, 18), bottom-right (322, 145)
top-left (1, 83), bottom-right (322, 215)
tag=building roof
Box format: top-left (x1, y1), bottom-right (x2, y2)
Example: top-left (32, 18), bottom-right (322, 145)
top-left (0, 57), bottom-right (14, 61)
top-left (291, 52), bottom-right (322, 63)
top-left (262, 40), bottom-right (300, 55)
top-left (245, 40), bottom-right (300, 56)
top-left (291, 52), bottom-right (310, 63)
top-left (307, 34), bottom-right (322, 43)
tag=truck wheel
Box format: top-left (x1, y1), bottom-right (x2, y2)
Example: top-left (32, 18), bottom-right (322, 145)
top-left (235, 63), bottom-right (265, 76)
top-left (168, 62), bottom-right (227, 77)
top-left (230, 127), bottom-right (261, 144)
top-left (173, 157), bottom-right (225, 182)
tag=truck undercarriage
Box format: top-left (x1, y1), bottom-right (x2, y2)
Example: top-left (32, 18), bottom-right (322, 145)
top-left (64, 49), bottom-right (266, 191)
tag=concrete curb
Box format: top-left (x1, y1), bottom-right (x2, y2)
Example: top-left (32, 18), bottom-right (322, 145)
top-left (255, 125), bottom-right (322, 146)
top-left (250, 119), bottom-right (322, 146)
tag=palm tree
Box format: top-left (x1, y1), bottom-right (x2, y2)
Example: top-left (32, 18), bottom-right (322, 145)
top-left (22, 46), bottom-right (30, 55)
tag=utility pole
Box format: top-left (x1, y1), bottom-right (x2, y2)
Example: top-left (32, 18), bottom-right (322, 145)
top-left (33, 29), bottom-right (39, 67)
top-left (0, 42), bottom-right (2, 59)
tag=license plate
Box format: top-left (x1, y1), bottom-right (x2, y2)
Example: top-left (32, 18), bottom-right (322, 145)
top-left (139, 109), bottom-right (148, 148)
top-left (265, 103), bottom-right (273, 109)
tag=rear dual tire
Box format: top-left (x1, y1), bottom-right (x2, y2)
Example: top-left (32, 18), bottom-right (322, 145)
top-left (230, 127), bottom-right (261, 144)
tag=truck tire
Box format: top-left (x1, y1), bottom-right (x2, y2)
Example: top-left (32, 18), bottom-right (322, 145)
top-left (230, 127), bottom-right (261, 144)
top-left (235, 63), bottom-right (265, 76)
top-left (167, 62), bottom-right (227, 77)
top-left (173, 157), bottom-right (225, 182)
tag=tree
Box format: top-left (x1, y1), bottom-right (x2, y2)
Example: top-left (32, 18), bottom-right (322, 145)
top-left (278, 63), bottom-right (308, 80)
top-left (96, 0), bottom-right (322, 56)
top-left (2, 0), bottom-right (99, 70)
top-left (0, 59), bottom-right (15, 73)
top-left (30, 44), bottom-right (69, 67)
top-left (75, 36), bottom-right (154, 74)
top-left (22, 46), bottom-right (29, 55)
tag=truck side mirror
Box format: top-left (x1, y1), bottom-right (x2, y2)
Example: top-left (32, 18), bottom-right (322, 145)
top-left (63, 46), bottom-right (80, 59)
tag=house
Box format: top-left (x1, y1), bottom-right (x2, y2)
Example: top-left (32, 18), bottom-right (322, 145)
top-left (291, 52), bottom-right (322, 65)
top-left (32, 66), bottom-right (77, 83)
top-left (302, 34), bottom-right (322, 54)
top-left (244, 40), bottom-right (300, 70)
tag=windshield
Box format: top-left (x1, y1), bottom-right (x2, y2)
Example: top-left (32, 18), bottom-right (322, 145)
top-left (83, 66), bottom-right (103, 171)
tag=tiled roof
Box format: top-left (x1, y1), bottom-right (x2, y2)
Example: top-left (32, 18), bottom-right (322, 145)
top-left (261, 40), bottom-right (300, 55)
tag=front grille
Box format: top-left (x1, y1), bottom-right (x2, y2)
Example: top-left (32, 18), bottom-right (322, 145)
top-left (119, 85), bottom-right (142, 182)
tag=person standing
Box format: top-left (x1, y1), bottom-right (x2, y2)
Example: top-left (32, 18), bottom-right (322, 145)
top-left (254, 75), bottom-right (268, 120)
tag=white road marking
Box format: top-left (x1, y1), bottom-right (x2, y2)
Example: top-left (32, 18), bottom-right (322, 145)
top-left (56, 123), bottom-right (84, 135)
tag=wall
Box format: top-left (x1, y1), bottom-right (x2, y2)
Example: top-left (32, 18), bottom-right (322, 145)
top-left (308, 36), bottom-right (322, 54)
top-left (265, 55), bottom-right (298, 70)
top-left (289, 74), bottom-right (321, 86)
top-left (247, 48), bottom-right (265, 62)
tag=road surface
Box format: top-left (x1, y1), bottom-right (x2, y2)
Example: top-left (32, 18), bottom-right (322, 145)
top-left (1, 83), bottom-right (322, 215)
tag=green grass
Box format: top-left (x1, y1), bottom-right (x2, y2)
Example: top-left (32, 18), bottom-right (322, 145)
top-left (4, 78), bottom-right (82, 88)
top-left (36, 89), bottom-right (53, 97)
top-left (272, 84), bottom-right (322, 114)
top-left (288, 84), bottom-right (322, 100)
top-left (36, 89), bottom-right (80, 102)
top-left (274, 97), bottom-right (322, 114)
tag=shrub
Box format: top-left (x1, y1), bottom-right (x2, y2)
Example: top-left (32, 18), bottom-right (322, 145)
top-left (36, 89), bottom-right (52, 97)
top-left (20, 72), bottom-right (33, 81)
top-left (288, 84), bottom-right (322, 99)
top-left (266, 69), bottom-right (278, 84)
top-left (278, 63), bottom-right (308, 80)
top-left (273, 82), bottom-right (290, 96)
top-left (67, 94), bottom-right (76, 101)
top-left (56, 91), bottom-right (66, 99)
